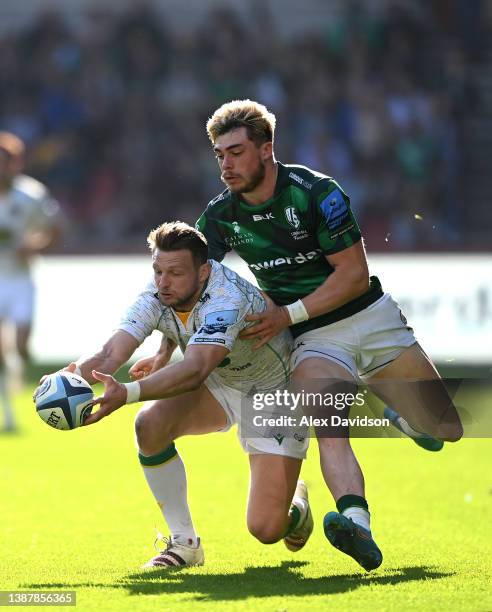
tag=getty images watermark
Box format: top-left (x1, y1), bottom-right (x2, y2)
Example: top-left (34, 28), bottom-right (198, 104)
top-left (250, 389), bottom-right (390, 429)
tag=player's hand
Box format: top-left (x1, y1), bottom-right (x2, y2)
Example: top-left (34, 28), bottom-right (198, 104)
top-left (83, 370), bottom-right (127, 425)
top-left (129, 354), bottom-right (168, 380)
top-left (32, 362), bottom-right (77, 401)
top-left (240, 293), bottom-right (291, 350)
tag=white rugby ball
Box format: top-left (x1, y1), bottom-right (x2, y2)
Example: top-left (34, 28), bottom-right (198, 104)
top-left (35, 372), bottom-right (94, 430)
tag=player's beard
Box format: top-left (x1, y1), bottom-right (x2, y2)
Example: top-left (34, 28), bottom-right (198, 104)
top-left (225, 159), bottom-right (266, 194)
top-left (162, 278), bottom-right (202, 312)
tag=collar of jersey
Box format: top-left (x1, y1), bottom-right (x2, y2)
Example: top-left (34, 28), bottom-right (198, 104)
top-left (235, 162), bottom-right (290, 212)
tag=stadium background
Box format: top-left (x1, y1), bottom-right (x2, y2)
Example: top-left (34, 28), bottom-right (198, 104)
top-left (1, 1), bottom-right (491, 611)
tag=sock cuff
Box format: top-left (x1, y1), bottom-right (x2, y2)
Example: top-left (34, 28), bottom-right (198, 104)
top-left (284, 504), bottom-right (302, 537)
top-left (139, 443), bottom-right (177, 467)
top-left (336, 494), bottom-right (369, 514)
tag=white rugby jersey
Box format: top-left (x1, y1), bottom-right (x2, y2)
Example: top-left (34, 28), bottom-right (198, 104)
top-left (0, 174), bottom-right (59, 276)
top-left (118, 260), bottom-right (292, 392)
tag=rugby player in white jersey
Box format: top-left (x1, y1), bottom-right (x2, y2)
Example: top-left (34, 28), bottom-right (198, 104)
top-left (45, 222), bottom-right (312, 568)
top-left (0, 132), bottom-right (60, 432)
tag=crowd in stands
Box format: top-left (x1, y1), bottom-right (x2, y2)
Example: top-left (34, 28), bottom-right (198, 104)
top-left (0, 0), bottom-right (487, 251)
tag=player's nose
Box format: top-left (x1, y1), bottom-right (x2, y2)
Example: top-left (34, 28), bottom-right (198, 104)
top-left (157, 274), bottom-right (170, 289)
top-left (222, 153), bottom-right (234, 169)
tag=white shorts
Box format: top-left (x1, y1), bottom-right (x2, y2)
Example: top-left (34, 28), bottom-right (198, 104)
top-left (0, 276), bottom-right (34, 325)
top-left (205, 371), bottom-right (308, 459)
top-left (291, 293), bottom-right (416, 380)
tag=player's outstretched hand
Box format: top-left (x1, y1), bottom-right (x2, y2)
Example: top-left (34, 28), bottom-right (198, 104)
top-left (129, 354), bottom-right (168, 379)
top-left (83, 370), bottom-right (127, 425)
top-left (32, 362), bottom-right (77, 401)
top-left (129, 356), bottom-right (155, 379)
top-left (240, 292), bottom-right (291, 350)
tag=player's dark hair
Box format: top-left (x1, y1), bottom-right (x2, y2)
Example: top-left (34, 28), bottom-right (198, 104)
top-left (147, 221), bottom-right (208, 266)
top-left (207, 99), bottom-right (276, 147)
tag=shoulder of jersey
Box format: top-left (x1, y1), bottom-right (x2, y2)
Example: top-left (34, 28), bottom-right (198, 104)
top-left (284, 164), bottom-right (335, 194)
top-left (209, 261), bottom-right (255, 300)
top-left (12, 174), bottom-right (49, 202)
top-left (206, 188), bottom-right (232, 210)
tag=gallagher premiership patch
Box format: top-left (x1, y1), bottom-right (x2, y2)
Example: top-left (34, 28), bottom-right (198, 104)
top-left (199, 309), bottom-right (239, 334)
top-left (320, 189), bottom-right (352, 236)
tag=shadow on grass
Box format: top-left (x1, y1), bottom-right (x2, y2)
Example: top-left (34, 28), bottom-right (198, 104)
top-left (25, 562), bottom-right (453, 602)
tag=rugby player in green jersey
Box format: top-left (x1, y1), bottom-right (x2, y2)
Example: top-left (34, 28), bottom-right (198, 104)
top-left (193, 99), bottom-right (463, 571)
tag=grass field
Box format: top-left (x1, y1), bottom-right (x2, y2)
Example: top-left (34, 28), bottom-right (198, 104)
top-left (1, 386), bottom-right (491, 611)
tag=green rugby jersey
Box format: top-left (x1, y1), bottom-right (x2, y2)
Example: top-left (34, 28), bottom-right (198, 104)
top-left (196, 162), bottom-right (383, 336)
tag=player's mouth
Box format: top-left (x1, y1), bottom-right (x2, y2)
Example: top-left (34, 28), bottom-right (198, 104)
top-left (223, 174), bottom-right (240, 182)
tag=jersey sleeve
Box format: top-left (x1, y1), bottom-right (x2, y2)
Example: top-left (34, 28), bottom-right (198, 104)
top-left (196, 209), bottom-right (230, 262)
top-left (117, 291), bottom-right (164, 344)
top-left (313, 180), bottom-right (361, 254)
top-left (188, 294), bottom-right (256, 352)
top-left (16, 176), bottom-right (60, 231)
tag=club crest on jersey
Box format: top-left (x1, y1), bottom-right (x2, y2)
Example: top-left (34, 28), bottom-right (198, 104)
top-left (232, 221), bottom-right (241, 234)
top-left (285, 207), bottom-right (301, 229)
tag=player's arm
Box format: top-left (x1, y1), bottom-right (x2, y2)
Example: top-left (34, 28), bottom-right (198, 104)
top-left (73, 330), bottom-right (141, 383)
top-left (33, 329), bottom-right (140, 399)
top-left (299, 241), bottom-right (369, 318)
top-left (19, 195), bottom-right (62, 259)
top-left (129, 337), bottom-right (178, 380)
top-left (85, 344), bottom-right (228, 425)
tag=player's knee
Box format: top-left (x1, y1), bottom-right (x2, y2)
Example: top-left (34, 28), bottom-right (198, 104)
top-left (440, 420), bottom-right (463, 443)
top-left (135, 406), bottom-right (173, 455)
top-left (247, 517), bottom-right (283, 544)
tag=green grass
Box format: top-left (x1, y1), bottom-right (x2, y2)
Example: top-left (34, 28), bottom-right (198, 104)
top-left (1, 387), bottom-right (491, 611)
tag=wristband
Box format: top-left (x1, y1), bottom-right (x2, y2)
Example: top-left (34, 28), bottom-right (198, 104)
top-left (124, 381), bottom-right (141, 404)
top-left (285, 299), bottom-right (309, 325)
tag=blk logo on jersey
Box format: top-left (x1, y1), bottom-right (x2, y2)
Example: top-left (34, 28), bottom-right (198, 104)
top-left (253, 213), bottom-right (274, 221)
top-left (285, 207), bottom-right (301, 229)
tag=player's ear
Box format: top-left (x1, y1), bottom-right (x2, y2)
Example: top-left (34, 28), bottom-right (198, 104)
top-left (260, 141), bottom-right (273, 162)
top-left (198, 261), bottom-right (211, 284)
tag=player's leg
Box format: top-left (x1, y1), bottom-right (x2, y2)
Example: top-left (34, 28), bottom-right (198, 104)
top-left (0, 320), bottom-right (16, 431)
top-left (355, 293), bottom-right (462, 444)
top-left (366, 344), bottom-right (463, 443)
top-left (246, 453), bottom-right (306, 544)
top-left (15, 323), bottom-right (31, 363)
top-left (136, 384), bottom-right (228, 568)
top-left (291, 354), bottom-right (382, 570)
top-left (292, 356), bottom-right (365, 500)
top-left (11, 277), bottom-right (34, 390)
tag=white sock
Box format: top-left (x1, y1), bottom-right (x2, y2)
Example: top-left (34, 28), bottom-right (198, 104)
top-left (397, 416), bottom-right (424, 438)
top-left (0, 369), bottom-right (15, 429)
top-left (342, 506), bottom-right (371, 532)
top-left (291, 495), bottom-right (308, 527)
top-left (140, 446), bottom-right (198, 547)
